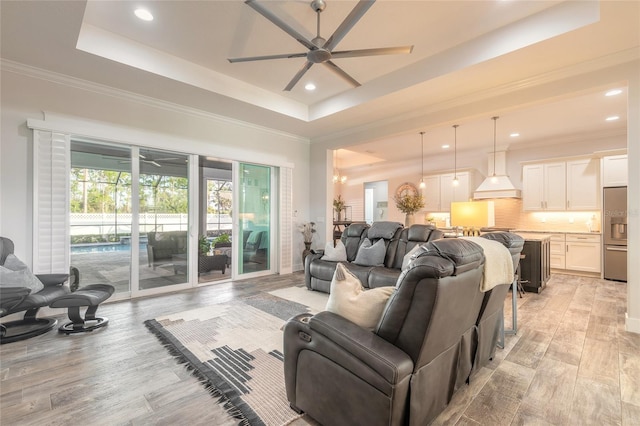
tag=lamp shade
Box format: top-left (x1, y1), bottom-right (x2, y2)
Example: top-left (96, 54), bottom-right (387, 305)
top-left (450, 201), bottom-right (495, 228)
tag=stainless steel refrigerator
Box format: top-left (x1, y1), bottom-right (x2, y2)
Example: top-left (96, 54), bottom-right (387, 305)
top-left (603, 186), bottom-right (627, 281)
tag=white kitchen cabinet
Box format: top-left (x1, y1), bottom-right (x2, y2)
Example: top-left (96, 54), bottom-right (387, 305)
top-left (565, 233), bottom-right (601, 273)
top-left (523, 157), bottom-right (600, 211)
top-left (522, 162), bottom-right (566, 211)
top-left (422, 171), bottom-right (473, 212)
top-left (549, 233), bottom-right (566, 269)
top-left (602, 154), bottom-right (628, 187)
top-left (566, 158), bottom-right (600, 210)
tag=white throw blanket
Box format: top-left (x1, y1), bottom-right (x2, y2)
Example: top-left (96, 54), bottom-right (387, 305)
top-left (461, 237), bottom-right (514, 292)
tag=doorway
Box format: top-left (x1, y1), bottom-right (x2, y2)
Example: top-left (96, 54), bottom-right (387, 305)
top-left (364, 181), bottom-right (388, 224)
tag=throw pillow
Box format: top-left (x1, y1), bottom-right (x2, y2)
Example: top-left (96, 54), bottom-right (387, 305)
top-left (325, 263), bottom-right (395, 331)
top-left (321, 240), bottom-right (347, 262)
top-left (0, 254), bottom-right (44, 293)
top-left (353, 238), bottom-right (386, 267)
top-left (401, 244), bottom-right (421, 270)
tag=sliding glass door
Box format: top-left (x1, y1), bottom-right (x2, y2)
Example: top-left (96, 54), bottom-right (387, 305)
top-left (138, 148), bottom-right (190, 290)
top-left (70, 141), bottom-right (133, 294)
top-left (69, 142), bottom-right (192, 296)
top-left (238, 163), bottom-right (272, 275)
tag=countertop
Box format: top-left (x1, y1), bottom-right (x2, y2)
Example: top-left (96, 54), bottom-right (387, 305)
top-left (514, 232), bottom-right (552, 241)
top-left (511, 229), bottom-right (601, 235)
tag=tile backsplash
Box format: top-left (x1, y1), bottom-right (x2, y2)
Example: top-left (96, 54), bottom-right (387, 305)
top-left (425, 198), bottom-right (601, 233)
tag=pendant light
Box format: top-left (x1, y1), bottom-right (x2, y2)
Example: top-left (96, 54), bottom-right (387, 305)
top-left (452, 124), bottom-right (459, 186)
top-left (491, 116), bottom-right (499, 184)
top-left (332, 149), bottom-right (347, 184)
top-left (418, 132), bottom-right (426, 189)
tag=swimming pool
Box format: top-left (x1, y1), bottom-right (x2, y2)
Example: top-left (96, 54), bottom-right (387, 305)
top-left (71, 244), bottom-right (146, 254)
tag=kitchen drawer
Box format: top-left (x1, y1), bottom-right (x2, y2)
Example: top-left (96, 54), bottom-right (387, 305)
top-left (566, 234), bottom-right (601, 243)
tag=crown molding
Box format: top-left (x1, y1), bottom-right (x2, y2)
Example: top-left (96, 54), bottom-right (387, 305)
top-left (0, 59), bottom-right (309, 144)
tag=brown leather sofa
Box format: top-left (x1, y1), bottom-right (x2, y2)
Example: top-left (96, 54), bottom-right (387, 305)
top-left (305, 222), bottom-right (443, 293)
top-left (284, 238), bottom-right (486, 426)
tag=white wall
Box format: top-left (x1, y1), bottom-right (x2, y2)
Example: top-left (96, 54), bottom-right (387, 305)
top-left (0, 69), bottom-right (311, 269)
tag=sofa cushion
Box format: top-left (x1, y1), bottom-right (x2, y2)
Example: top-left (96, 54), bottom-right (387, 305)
top-left (326, 263), bottom-right (395, 331)
top-left (321, 240), bottom-right (347, 262)
top-left (401, 244), bottom-right (421, 270)
top-left (353, 238), bottom-right (386, 267)
top-left (367, 221), bottom-right (403, 240)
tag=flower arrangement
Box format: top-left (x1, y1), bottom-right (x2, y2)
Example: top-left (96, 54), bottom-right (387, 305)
top-left (333, 195), bottom-right (345, 219)
top-left (299, 222), bottom-right (316, 243)
top-left (393, 193), bottom-right (425, 214)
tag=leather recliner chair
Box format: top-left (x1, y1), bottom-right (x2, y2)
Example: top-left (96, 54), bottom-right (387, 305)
top-left (473, 232), bottom-right (525, 371)
top-left (284, 238), bottom-right (486, 426)
top-left (0, 237), bottom-right (70, 343)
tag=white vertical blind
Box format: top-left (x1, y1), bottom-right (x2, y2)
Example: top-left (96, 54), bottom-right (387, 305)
top-left (279, 166), bottom-right (293, 273)
top-left (32, 130), bottom-right (70, 274)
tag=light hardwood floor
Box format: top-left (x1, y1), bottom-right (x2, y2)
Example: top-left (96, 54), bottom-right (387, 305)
top-left (1, 272), bottom-right (639, 425)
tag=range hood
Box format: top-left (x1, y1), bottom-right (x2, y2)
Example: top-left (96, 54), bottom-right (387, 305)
top-left (473, 151), bottom-right (521, 199)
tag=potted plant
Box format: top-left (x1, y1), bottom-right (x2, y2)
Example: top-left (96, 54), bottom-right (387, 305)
top-left (333, 195), bottom-right (346, 221)
top-left (394, 193), bottom-right (425, 226)
top-left (214, 233), bottom-right (231, 247)
top-left (199, 235), bottom-right (212, 255)
top-left (299, 222), bottom-right (316, 262)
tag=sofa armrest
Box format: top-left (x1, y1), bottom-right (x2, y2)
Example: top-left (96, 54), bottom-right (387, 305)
top-left (308, 311), bottom-right (414, 383)
top-left (304, 251), bottom-right (325, 290)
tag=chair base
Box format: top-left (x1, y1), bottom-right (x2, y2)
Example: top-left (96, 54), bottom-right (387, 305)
top-left (58, 317), bottom-right (109, 334)
top-left (0, 318), bottom-right (58, 344)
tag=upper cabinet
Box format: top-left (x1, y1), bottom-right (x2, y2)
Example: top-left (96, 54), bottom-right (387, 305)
top-left (602, 154), bottom-right (628, 187)
top-left (522, 162), bottom-right (566, 211)
top-left (522, 158), bottom-right (600, 211)
top-left (566, 158), bottom-right (600, 210)
top-left (422, 170), bottom-right (476, 212)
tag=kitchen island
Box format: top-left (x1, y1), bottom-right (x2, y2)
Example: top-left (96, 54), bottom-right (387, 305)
top-left (515, 232), bottom-right (551, 293)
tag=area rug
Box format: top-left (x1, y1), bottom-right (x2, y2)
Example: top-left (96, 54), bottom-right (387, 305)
top-left (144, 288), bottom-right (328, 426)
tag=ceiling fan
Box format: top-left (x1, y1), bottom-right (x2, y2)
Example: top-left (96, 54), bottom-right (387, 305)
top-left (116, 154), bottom-right (181, 168)
top-left (228, 0), bottom-right (413, 91)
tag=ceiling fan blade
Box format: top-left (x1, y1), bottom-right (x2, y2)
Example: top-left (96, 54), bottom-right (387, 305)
top-left (245, 0), bottom-right (316, 51)
top-left (323, 61), bottom-right (361, 87)
top-left (228, 52), bottom-right (307, 63)
top-left (284, 61), bottom-right (314, 91)
top-left (147, 161), bottom-right (162, 168)
top-left (323, 0), bottom-right (375, 52)
top-left (330, 45), bottom-right (414, 59)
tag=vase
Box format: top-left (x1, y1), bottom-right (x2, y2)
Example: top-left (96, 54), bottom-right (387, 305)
top-left (302, 242), bottom-right (312, 264)
top-left (405, 213), bottom-right (414, 227)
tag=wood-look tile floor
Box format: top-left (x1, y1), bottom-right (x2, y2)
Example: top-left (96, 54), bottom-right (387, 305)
top-left (1, 272), bottom-right (639, 425)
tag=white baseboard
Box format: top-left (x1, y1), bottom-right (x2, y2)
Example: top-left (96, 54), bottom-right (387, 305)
top-left (625, 312), bottom-right (640, 334)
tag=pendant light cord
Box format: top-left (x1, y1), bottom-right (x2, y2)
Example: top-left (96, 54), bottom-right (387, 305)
top-left (492, 116), bottom-right (499, 176)
top-left (453, 125), bottom-right (459, 179)
top-left (420, 132), bottom-right (425, 179)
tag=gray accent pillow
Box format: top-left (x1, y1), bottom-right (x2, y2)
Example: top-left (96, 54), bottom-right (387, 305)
top-left (353, 238), bottom-right (386, 267)
top-left (321, 240), bottom-right (348, 262)
top-left (0, 254), bottom-right (44, 293)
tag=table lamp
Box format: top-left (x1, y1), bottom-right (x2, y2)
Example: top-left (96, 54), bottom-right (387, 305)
top-left (450, 201), bottom-right (495, 236)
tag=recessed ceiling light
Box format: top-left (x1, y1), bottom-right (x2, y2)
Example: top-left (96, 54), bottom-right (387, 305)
top-left (606, 115), bottom-right (620, 121)
top-left (510, 133), bottom-right (520, 137)
top-left (134, 8), bottom-right (154, 21)
top-left (304, 83), bottom-right (316, 91)
top-left (441, 144), bottom-right (450, 149)
top-left (605, 89), bottom-right (622, 97)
